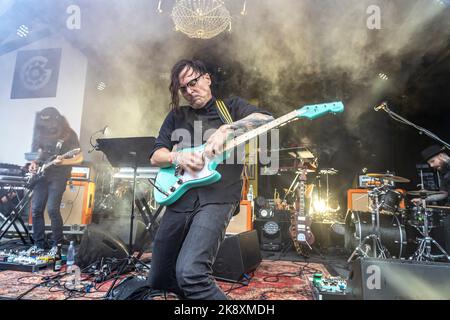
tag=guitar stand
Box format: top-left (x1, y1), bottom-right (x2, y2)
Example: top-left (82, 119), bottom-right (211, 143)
top-left (0, 187), bottom-right (34, 245)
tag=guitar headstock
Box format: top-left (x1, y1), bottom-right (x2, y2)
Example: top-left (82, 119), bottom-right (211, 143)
top-left (296, 101), bottom-right (344, 120)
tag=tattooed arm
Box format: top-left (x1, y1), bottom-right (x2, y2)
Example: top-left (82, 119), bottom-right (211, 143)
top-left (204, 113), bottom-right (274, 158)
top-left (227, 113), bottom-right (275, 133)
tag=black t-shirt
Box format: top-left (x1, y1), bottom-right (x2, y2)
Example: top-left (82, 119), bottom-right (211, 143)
top-left (439, 162), bottom-right (450, 205)
top-left (150, 96), bottom-right (271, 211)
top-left (33, 129), bottom-right (80, 179)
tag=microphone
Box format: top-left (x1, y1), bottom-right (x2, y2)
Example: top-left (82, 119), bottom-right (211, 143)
top-left (374, 101), bottom-right (387, 111)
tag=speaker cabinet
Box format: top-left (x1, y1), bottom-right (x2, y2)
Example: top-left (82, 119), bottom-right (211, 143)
top-left (30, 180), bottom-right (95, 232)
top-left (254, 210), bottom-right (291, 251)
top-left (76, 224), bottom-right (129, 269)
top-left (212, 230), bottom-right (262, 282)
top-left (347, 258), bottom-right (450, 300)
top-left (226, 200), bottom-right (253, 234)
top-left (347, 189), bottom-right (370, 212)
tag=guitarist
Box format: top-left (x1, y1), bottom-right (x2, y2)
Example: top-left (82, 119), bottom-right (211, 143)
top-left (28, 107), bottom-right (83, 255)
top-left (148, 59), bottom-right (273, 300)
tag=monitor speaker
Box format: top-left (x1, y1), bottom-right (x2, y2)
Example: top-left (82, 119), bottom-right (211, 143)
top-left (99, 217), bottom-right (153, 254)
top-left (212, 230), bottom-right (262, 282)
top-left (75, 224), bottom-right (129, 269)
top-left (347, 257), bottom-right (450, 299)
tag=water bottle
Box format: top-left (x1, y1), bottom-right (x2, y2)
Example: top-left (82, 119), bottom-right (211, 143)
top-left (66, 241), bottom-right (81, 289)
top-left (66, 241), bottom-right (75, 267)
top-left (247, 185), bottom-right (254, 202)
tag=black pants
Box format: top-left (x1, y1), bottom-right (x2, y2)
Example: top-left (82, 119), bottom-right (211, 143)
top-left (31, 176), bottom-right (67, 248)
top-left (147, 200), bottom-right (237, 300)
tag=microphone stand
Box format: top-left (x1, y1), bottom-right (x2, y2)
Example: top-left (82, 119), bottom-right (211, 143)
top-left (378, 104), bottom-right (450, 149)
top-left (88, 126), bottom-right (109, 153)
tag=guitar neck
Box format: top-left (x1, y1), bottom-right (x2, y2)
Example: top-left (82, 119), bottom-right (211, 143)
top-left (298, 181), bottom-right (305, 216)
top-left (224, 110), bottom-right (298, 153)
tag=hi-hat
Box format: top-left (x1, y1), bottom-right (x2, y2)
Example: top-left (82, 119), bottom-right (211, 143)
top-left (406, 189), bottom-right (447, 197)
top-left (366, 173), bottom-right (410, 183)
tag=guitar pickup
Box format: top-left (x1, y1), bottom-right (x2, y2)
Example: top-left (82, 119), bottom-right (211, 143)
top-left (174, 165), bottom-right (185, 177)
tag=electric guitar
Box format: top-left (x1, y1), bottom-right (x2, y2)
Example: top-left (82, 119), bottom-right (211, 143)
top-left (154, 102), bottom-right (344, 205)
top-left (290, 168), bottom-right (315, 248)
top-left (26, 148), bottom-right (81, 188)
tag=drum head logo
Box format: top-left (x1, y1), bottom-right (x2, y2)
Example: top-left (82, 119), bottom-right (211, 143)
top-left (11, 48), bottom-right (61, 99)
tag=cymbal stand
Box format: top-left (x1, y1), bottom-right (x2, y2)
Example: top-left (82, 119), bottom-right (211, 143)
top-left (411, 194), bottom-right (450, 262)
top-left (347, 187), bottom-right (389, 262)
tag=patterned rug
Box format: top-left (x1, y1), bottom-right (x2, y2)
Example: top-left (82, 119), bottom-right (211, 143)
top-left (220, 260), bottom-right (330, 300)
top-left (0, 259), bottom-right (329, 300)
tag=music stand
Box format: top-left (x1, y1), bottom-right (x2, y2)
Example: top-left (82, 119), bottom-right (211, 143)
top-left (96, 137), bottom-right (156, 254)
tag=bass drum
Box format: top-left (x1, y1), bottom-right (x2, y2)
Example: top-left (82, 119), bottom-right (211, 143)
top-left (345, 210), bottom-right (407, 258)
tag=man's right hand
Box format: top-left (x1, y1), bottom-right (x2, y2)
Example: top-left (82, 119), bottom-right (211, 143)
top-left (172, 151), bottom-right (204, 173)
top-left (29, 161), bottom-right (38, 174)
top-left (411, 198), bottom-right (422, 206)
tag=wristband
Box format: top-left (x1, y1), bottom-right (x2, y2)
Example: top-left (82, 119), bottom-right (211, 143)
top-left (169, 152), bottom-right (178, 165)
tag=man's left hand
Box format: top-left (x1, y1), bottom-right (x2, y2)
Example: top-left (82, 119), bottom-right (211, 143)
top-left (53, 155), bottom-right (63, 165)
top-left (204, 125), bottom-right (234, 159)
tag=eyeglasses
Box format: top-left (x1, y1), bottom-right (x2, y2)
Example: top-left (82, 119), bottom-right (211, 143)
top-left (179, 74), bottom-right (204, 93)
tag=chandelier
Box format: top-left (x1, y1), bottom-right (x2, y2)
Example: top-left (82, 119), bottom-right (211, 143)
top-left (171, 0), bottom-right (231, 39)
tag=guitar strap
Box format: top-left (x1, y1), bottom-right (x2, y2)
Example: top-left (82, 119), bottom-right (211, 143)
top-left (215, 99), bottom-right (233, 125)
top-left (215, 99), bottom-right (249, 210)
top-left (56, 139), bottom-right (64, 154)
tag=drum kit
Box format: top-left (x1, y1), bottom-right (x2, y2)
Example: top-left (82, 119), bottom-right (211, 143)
top-left (346, 173), bottom-right (450, 263)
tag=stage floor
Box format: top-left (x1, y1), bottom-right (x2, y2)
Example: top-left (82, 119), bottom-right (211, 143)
top-left (0, 258), bottom-right (334, 300)
top-left (0, 246), bottom-right (345, 301)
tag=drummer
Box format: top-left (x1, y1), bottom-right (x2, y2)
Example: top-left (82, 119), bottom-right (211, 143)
top-left (412, 145), bottom-right (450, 252)
top-left (411, 145), bottom-right (450, 206)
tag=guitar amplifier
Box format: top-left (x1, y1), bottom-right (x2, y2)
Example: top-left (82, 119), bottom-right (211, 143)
top-left (226, 200), bottom-right (253, 234)
top-left (347, 188), bottom-right (405, 212)
top-left (29, 180), bottom-right (95, 234)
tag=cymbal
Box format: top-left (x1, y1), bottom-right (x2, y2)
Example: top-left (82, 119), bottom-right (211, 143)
top-left (319, 168), bottom-right (338, 175)
top-left (366, 173), bottom-right (410, 183)
top-left (406, 189), bottom-right (447, 197)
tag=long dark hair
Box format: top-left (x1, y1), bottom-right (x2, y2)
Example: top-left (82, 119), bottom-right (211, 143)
top-left (32, 107), bottom-right (74, 151)
top-left (169, 59), bottom-right (209, 110)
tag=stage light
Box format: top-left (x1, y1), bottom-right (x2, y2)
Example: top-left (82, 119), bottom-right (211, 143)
top-left (378, 73), bottom-right (389, 81)
top-left (16, 25), bottom-right (29, 38)
top-left (313, 199), bottom-right (327, 213)
top-left (97, 82), bottom-right (106, 91)
top-left (171, 0), bottom-right (231, 39)
top-left (434, 0), bottom-right (449, 6)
